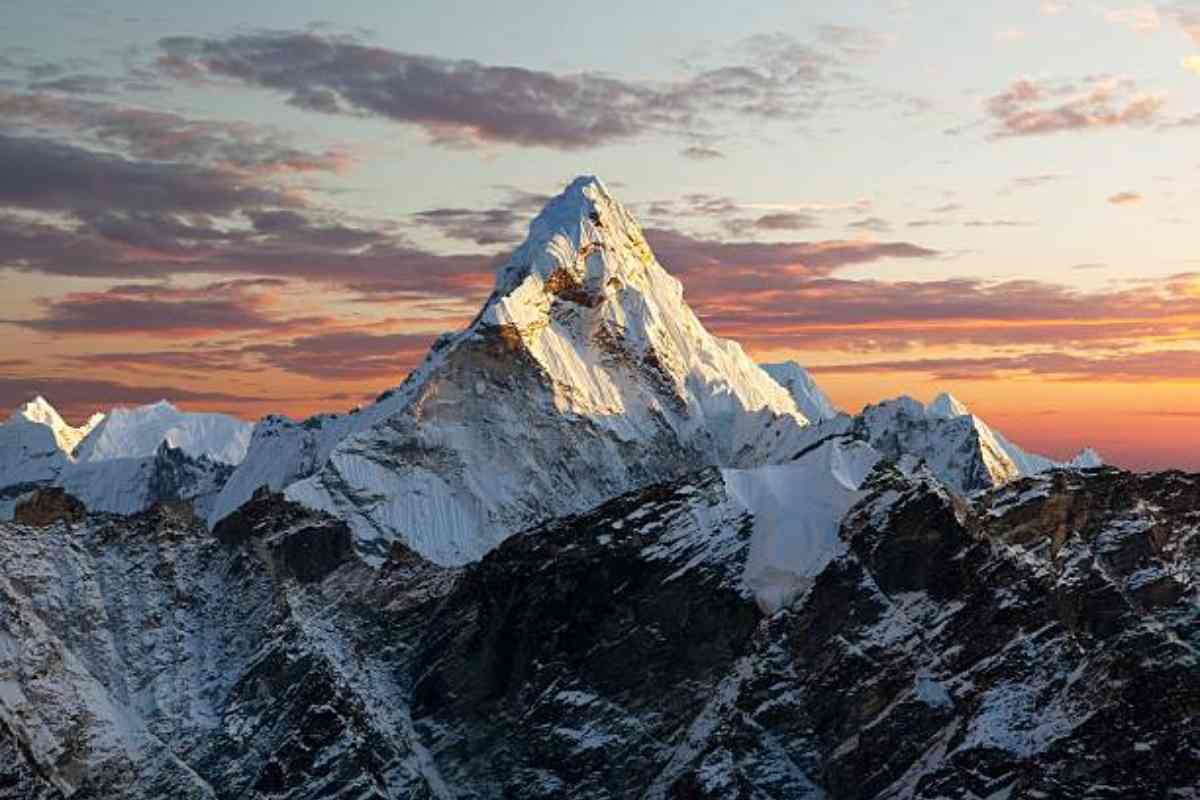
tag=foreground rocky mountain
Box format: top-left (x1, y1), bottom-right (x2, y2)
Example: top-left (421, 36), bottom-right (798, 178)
top-left (0, 451), bottom-right (1194, 798)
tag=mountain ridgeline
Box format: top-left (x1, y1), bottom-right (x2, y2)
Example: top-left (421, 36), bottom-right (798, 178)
top-left (0, 177), bottom-right (1194, 799)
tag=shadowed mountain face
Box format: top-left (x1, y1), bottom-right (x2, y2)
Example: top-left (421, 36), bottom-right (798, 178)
top-left (0, 461), bottom-right (1194, 798)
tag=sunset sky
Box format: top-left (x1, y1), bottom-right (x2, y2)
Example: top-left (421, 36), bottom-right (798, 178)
top-left (2, 0), bottom-right (1199, 470)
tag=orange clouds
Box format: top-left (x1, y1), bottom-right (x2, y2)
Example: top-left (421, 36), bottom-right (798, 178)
top-left (984, 76), bottom-right (1164, 138)
top-left (1104, 7), bottom-right (1161, 34)
top-left (1107, 191), bottom-right (1144, 204)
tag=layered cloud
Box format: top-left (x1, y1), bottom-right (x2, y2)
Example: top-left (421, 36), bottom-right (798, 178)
top-left (0, 90), bottom-right (350, 172)
top-left (1162, 4), bottom-right (1200, 43)
top-left (9, 280), bottom-right (327, 337)
top-left (1104, 7), bottom-right (1162, 34)
top-left (0, 375), bottom-right (258, 422)
top-left (984, 76), bottom-right (1163, 137)
top-left (245, 331), bottom-right (444, 380)
top-left (154, 29), bottom-right (889, 150)
top-left (809, 349), bottom-right (1200, 382)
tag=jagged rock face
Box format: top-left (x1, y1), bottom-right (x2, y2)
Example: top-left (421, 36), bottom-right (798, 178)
top-left (284, 176), bottom-right (815, 566)
top-left (12, 487), bottom-right (86, 527)
top-left (410, 469), bottom-right (763, 797)
top-left (0, 462), bottom-right (1195, 797)
top-left (55, 443), bottom-right (234, 520)
top-left (0, 499), bottom-right (455, 798)
top-left (0, 419), bottom-right (68, 495)
top-left (213, 487), bottom-right (355, 583)
top-left (854, 396), bottom-right (1019, 493)
top-left (654, 465), bottom-right (1199, 798)
top-left (206, 410), bottom-right (371, 528)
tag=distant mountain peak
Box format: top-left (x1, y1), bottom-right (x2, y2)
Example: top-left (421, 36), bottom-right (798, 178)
top-left (928, 392), bottom-right (971, 419)
top-left (8, 395), bottom-right (104, 455)
top-left (761, 362), bottom-right (841, 422)
top-left (75, 400), bottom-right (251, 466)
top-left (1070, 447), bottom-right (1104, 468)
top-left (857, 392), bottom-right (1101, 493)
top-left (10, 395), bottom-right (65, 426)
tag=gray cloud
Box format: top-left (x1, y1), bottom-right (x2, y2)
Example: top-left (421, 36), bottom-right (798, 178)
top-left (681, 145), bottom-right (725, 160)
top-left (643, 227), bottom-right (939, 286)
top-left (753, 212), bottom-right (820, 231)
top-left (155, 30), bottom-right (863, 150)
top-left (0, 132), bottom-right (287, 216)
top-left (246, 331), bottom-right (441, 380)
top-left (0, 90), bottom-right (351, 172)
top-left (808, 349), bottom-right (1200, 382)
top-left (9, 281), bottom-right (320, 336)
top-left (848, 216), bottom-right (892, 233)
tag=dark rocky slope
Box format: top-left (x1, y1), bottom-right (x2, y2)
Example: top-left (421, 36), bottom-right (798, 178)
top-left (0, 464), bottom-right (1196, 798)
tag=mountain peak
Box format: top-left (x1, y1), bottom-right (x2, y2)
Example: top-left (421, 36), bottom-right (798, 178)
top-left (489, 174), bottom-right (658, 310)
top-left (1070, 447), bottom-right (1104, 468)
top-left (761, 362), bottom-right (841, 422)
top-left (928, 392), bottom-right (970, 419)
top-left (274, 175), bottom-right (816, 564)
top-left (7, 395), bottom-right (104, 454)
top-left (11, 395), bottom-right (64, 427)
top-left (75, 401), bottom-right (251, 465)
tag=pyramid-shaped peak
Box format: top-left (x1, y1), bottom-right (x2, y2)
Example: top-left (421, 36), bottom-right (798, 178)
top-left (928, 392), bottom-right (970, 419)
top-left (1070, 447), bottom-right (1103, 468)
top-left (525, 175), bottom-right (621, 241)
top-left (489, 176), bottom-right (667, 319)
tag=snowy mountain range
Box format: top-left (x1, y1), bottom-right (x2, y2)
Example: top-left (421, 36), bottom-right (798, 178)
top-left (0, 398), bottom-right (250, 518)
top-left (1, 176), bottom-right (1191, 799)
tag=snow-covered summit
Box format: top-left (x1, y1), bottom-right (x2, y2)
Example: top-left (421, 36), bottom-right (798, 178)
top-left (277, 175), bottom-right (817, 563)
top-left (475, 175), bottom-right (809, 455)
top-left (761, 362), bottom-right (841, 422)
top-left (8, 396), bottom-right (103, 454)
top-left (74, 400), bottom-right (252, 466)
top-left (927, 391), bottom-right (971, 420)
top-left (1069, 447), bottom-right (1104, 469)
top-left (855, 393), bottom-right (1101, 493)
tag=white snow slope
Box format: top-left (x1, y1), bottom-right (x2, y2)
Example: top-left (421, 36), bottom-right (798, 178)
top-left (0, 417), bottom-right (67, 490)
top-left (725, 437), bottom-right (882, 613)
top-left (282, 176), bottom-right (816, 564)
